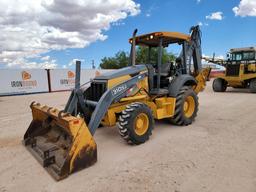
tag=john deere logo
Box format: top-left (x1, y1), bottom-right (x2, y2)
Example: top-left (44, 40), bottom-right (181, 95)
top-left (11, 71), bottom-right (37, 88)
top-left (60, 71), bottom-right (75, 85)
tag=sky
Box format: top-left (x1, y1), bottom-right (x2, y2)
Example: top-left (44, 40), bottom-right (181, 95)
top-left (0, 0), bottom-right (255, 69)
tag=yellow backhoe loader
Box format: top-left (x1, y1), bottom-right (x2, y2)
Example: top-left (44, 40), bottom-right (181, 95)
top-left (23, 26), bottom-right (210, 180)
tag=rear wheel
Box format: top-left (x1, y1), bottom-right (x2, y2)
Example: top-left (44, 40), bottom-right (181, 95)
top-left (170, 86), bottom-right (198, 126)
top-left (249, 79), bottom-right (256, 93)
top-left (117, 102), bottom-right (154, 145)
top-left (212, 78), bottom-right (227, 92)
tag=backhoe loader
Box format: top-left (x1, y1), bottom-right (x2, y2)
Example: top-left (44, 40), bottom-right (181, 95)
top-left (23, 25), bottom-right (210, 180)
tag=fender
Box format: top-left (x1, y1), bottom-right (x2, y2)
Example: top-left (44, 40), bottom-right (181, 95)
top-left (168, 74), bottom-right (197, 97)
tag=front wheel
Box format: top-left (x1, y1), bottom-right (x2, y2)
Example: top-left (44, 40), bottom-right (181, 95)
top-left (249, 79), bottom-right (256, 93)
top-left (117, 102), bottom-right (154, 145)
top-left (212, 78), bottom-right (227, 92)
top-left (170, 86), bottom-right (199, 126)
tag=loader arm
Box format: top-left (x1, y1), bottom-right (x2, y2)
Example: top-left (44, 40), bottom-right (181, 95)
top-left (87, 72), bottom-right (147, 135)
top-left (63, 66), bottom-right (148, 135)
top-left (23, 60), bottom-right (148, 181)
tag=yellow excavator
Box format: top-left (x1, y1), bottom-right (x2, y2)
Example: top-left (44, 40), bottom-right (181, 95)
top-left (23, 26), bottom-right (210, 180)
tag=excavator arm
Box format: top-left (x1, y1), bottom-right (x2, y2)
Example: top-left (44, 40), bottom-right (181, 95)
top-left (193, 67), bottom-right (211, 93)
top-left (182, 25), bottom-right (211, 93)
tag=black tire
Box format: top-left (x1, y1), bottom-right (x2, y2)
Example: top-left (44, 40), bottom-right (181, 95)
top-left (117, 102), bottom-right (154, 145)
top-left (249, 79), bottom-right (256, 93)
top-left (170, 86), bottom-right (198, 126)
top-left (212, 78), bottom-right (227, 92)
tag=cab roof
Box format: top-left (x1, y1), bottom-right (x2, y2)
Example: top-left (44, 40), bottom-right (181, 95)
top-left (230, 47), bottom-right (256, 53)
top-left (129, 31), bottom-right (191, 47)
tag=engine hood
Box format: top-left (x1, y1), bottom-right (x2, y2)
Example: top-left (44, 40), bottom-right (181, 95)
top-left (95, 65), bottom-right (147, 80)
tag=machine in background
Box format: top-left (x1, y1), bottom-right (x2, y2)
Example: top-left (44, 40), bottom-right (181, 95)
top-left (205, 47), bottom-right (256, 93)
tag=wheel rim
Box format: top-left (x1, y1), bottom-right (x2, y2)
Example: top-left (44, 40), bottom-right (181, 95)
top-left (183, 96), bottom-right (195, 118)
top-left (134, 113), bottom-right (149, 136)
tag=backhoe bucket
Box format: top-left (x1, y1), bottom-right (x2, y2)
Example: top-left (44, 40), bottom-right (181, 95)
top-left (23, 102), bottom-right (97, 181)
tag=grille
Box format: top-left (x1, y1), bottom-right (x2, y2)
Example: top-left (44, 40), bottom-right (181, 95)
top-left (90, 81), bottom-right (107, 101)
top-left (226, 64), bottom-right (240, 76)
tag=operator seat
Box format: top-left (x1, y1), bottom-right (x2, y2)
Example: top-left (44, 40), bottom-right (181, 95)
top-left (145, 64), bottom-right (169, 95)
top-left (159, 63), bottom-right (172, 76)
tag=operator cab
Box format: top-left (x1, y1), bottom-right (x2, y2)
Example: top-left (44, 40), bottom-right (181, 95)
top-left (129, 31), bottom-right (191, 95)
top-left (227, 47), bottom-right (256, 62)
top-left (225, 47), bottom-right (256, 76)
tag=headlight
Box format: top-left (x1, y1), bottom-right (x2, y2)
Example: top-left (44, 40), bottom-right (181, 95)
top-left (126, 84), bottom-right (139, 97)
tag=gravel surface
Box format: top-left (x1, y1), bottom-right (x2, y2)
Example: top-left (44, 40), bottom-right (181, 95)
top-left (0, 81), bottom-right (256, 192)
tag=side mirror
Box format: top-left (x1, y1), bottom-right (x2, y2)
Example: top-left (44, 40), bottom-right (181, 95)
top-left (226, 53), bottom-right (230, 59)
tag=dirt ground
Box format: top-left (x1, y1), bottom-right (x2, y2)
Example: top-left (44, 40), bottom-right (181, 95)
top-left (0, 81), bottom-right (256, 192)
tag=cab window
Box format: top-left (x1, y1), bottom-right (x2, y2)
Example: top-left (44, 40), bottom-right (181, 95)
top-left (249, 52), bottom-right (255, 60)
top-left (243, 52), bottom-right (255, 60)
top-left (235, 53), bottom-right (242, 61)
top-left (231, 54), bottom-right (236, 61)
top-left (243, 52), bottom-right (250, 60)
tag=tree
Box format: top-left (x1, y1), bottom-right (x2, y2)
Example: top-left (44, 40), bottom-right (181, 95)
top-left (100, 51), bottom-right (129, 69)
top-left (100, 46), bottom-right (176, 69)
top-left (136, 46), bottom-right (176, 64)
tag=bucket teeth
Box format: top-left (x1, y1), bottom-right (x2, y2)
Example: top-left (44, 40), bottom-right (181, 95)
top-left (30, 103), bottom-right (74, 123)
top-left (58, 110), bottom-right (71, 119)
top-left (23, 101), bottom-right (97, 181)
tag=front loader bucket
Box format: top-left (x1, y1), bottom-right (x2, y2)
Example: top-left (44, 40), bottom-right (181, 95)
top-left (23, 102), bottom-right (97, 181)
